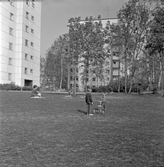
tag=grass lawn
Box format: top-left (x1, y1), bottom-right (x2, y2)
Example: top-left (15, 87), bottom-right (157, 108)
top-left (0, 91), bottom-right (164, 167)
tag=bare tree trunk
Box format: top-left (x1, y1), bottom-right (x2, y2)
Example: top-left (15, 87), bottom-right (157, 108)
top-left (129, 82), bottom-right (133, 94)
top-left (59, 53), bottom-right (63, 89)
top-left (160, 58), bottom-right (164, 97)
top-left (73, 65), bottom-right (76, 96)
top-left (128, 68), bottom-right (136, 94)
top-left (118, 60), bottom-right (121, 92)
top-left (124, 59), bottom-right (128, 93)
top-left (67, 66), bottom-right (70, 90)
top-left (158, 61), bottom-right (162, 91)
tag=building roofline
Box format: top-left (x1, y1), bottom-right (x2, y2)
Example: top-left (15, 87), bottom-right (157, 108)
top-left (80, 17), bottom-right (118, 21)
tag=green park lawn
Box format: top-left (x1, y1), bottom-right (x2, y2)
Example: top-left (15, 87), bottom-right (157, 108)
top-left (0, 91), bottom-right (164, 167)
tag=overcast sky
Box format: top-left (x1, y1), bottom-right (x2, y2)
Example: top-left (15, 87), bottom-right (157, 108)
top-left (41, 0), bottom-right (127, 57)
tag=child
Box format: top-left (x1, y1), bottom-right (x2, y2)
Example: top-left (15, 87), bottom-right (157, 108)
top-left (31, 85), bottom-right (42, 98)
top-left (100, 92), bottom-right (109, 113)
top-left (85, 87), bottom-right (93, 115)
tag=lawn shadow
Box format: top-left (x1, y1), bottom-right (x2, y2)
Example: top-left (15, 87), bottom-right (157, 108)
top-left (77, 109), bottom-right (87, 115)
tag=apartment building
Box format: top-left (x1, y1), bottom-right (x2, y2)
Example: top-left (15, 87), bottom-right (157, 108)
top-left (0, 0), bottom-right (41, 87)
top-left (68, 18), bottom-right (123, 92)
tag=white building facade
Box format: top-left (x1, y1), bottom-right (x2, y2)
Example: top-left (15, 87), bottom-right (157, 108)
top-left (0, 0), bottom-right (41, 87)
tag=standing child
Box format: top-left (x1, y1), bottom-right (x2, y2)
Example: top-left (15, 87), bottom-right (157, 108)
top-left (101, 92), bottom-right (108, 113)
top-left (85, 87), bottom-right (93, 116)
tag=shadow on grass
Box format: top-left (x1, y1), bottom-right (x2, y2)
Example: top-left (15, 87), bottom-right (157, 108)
top-left (77, 109), bottom-right (87, 115)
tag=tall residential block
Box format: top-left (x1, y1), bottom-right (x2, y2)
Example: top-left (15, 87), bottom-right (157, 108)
top-left (0, 0), bottom-right (41, 87)
top-left (68, 18), bottom-right (123, 92)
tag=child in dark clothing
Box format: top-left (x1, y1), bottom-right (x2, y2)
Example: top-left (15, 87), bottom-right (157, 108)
top-left (85, 87), bottom-right (93, 115)
top-left (31, 85), bottom-right (42, 98)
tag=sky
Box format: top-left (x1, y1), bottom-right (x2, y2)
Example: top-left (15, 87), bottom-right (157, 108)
top-left (41, 0), bottom-right (127, 57)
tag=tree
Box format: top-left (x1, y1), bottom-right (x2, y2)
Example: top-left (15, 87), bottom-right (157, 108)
top-left (145, 6), bottom-right (164, 96)
top-left (68, 17), bottom-right (83, 95)
top-left (43, 34), bottom-right (69, 90)
top-left (80, 16), bottom-right (106, 89)
top-left (40, 56), bottom-right (46, 90)
top-left (57, 34), bottom-right (69, 89)
top-left (115, 0), bottom-right (150, 93)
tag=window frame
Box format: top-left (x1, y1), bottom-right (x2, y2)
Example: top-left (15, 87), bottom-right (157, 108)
top-left (26, 11), bottom-right (29, 19)
top-left (9, 27), bottom-right (13, 36)
top-left (8, 58), bottom-right (12, 65)
top-left (25, 25), bottom-right (29, 33)
top-left (25, 53), bottom-right (28, 60)
top-left (31, 42), bottom-right (34, 47)
top-left (31, 15), bottom-right (34, 21)
top-left (8, 73), bottom-right (12, 81)
top-left (32, 0), bottom-right (35, 7)
top-left (9, 42), bottom-right (13, 50)
top-left (25, 68), bottom-right (28, 74)
top-left (26, 0), bottom-right (29, 5)
top-left (31, 29), bottom-right (34, 34)
top-left (25, 39), bottom-right (28, 47)
top-left (10, 13), bottom-right (14, 21)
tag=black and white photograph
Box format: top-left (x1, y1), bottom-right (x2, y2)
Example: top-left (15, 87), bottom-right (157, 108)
top-left (0, 0), bottom-right (164, 166)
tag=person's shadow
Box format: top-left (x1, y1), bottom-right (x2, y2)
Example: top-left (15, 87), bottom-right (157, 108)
top-left (77, 109), bottom-right (87, 115)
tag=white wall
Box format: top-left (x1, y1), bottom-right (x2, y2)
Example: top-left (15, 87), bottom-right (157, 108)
top-left (0, 0), bottom-right (41, 86)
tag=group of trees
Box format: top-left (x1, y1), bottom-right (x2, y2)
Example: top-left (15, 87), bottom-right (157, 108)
top-left (41, 0), bottom-right (164, 96)
top-left (41, 15), bottom-right (109, 93)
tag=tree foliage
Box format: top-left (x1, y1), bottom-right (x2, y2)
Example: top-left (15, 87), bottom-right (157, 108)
top-left (145, 6), bottom-right (164, 96)
top-left (41, 34), bottom-right (69, 90)
top-left (115, 0), bottom-right (150, 93)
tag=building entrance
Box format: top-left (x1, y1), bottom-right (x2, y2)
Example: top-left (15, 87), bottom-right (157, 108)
top-left (24, 79), bottom-right (33, 86)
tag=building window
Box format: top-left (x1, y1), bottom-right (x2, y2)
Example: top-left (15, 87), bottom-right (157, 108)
top-left (25, 25), bottom-right (29, 33)
top-left (106, 69), bottom-right (110, 73)
top-left (92, 78), bottom-right (96, 81)
top-left (25, 68), bottom-right (27, 74)
top-left (9, 27), bottom-right (13, 35)
top-left (8, 0), bottom-right (13, 6)
top-left (31, 42), bottom-right (34, 47)
top-left (9, 42), bottom-right (13, 50)
top-left (8, 73), bottom-right (12, 81)
top-left (31, 15), bottom-right (34, 21)
top-left (31, 29), bottom-right (34, 34)
top-left (10, 13), bottom-right (13, 21)
top-left (8, 58), bottom-right (12, 65)
top-left (26, 0), bottom-right (29, 5)
top-left (32, 0), bottom-right (35, 7)
top-left (30, 55), bottom-right (33, 60)
top-left (26, 12), bottom-right (29, 19)
top-left (30, 69), bottom-right (33, 73)
top-left (25, 53), bottom-right (28, 60)
top-left (25, 39), bottom-right (28, 46)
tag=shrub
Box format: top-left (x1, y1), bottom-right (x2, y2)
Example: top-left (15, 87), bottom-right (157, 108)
top-left (0, 82), bottom-right (21, 90)
top-left (22, 86), bottom-right (32, 91)
top-left (91, 86), bottom-right (99, 92)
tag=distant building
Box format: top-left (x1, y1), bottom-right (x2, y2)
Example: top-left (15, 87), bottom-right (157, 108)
top-left (68, 18), bottom-right (124, 92)
top-left (0, 0), bottom-right (41, 87)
